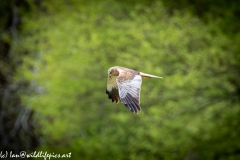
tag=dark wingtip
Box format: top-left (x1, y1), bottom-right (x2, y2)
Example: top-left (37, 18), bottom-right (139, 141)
top-left (124, 103), bottom-right (141, 113)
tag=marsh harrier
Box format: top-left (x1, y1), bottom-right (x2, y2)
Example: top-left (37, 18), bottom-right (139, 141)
top-left (106, 66), bottom-right (162, 113)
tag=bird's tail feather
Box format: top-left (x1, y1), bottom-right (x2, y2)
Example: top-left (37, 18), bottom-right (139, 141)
top-left (140, 72), bottom-right (163, 79)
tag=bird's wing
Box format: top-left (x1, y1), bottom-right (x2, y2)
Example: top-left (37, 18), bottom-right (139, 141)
top-left (117, 72), bottom-right (142, 113)
top-left (106, 76), bottom-right (120, 103)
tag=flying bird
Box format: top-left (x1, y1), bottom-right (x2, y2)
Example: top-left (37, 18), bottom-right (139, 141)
top-left (106, 66), bottom-right (162, 113)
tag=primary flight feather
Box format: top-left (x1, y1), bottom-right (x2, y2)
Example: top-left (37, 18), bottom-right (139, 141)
top-left (106, 66), bottom-right (162, 113)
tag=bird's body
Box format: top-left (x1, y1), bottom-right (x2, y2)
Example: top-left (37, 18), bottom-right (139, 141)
top-left (106, 66), bottom-right (162, 113)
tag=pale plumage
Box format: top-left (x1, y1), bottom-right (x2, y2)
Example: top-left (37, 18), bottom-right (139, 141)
top-left (106, 66), bottom-right (162, 113)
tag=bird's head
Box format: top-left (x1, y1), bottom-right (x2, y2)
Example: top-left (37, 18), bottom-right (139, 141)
top-left (108, 67), bottom-right (119, 77)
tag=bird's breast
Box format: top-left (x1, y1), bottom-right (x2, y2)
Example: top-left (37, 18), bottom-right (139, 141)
top-left (107, 76), bottom-right (118, 91)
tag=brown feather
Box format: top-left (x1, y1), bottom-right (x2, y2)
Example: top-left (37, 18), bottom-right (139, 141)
top-left (106, 87), bottom-right (120, 103)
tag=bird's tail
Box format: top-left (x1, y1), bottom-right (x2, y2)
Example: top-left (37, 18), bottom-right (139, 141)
top-left (140, 72), bottom-right (163, 79)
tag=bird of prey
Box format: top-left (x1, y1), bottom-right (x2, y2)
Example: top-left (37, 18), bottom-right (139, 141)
top-left (106, 66), bottom-right (162, 113)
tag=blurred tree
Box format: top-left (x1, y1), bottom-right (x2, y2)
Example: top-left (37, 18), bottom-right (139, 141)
top-left (0, 0), bottom-right (39, 154)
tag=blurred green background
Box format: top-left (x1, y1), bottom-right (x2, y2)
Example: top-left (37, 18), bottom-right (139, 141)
top-left (1, 0), bottom-right (240, 159)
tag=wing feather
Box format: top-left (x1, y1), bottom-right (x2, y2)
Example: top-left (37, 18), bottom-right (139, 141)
top-left (117, 74), bottom-right (142, 113)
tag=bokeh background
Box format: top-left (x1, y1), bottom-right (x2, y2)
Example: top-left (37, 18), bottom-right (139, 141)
top-left (1, 0), bottom-right (240, 159)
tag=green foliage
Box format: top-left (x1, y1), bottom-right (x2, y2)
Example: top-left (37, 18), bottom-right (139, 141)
top-left (16, 0), bottom-right (240, 159)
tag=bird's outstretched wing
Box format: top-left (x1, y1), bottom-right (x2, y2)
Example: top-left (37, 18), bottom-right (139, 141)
top-left (117, 73), bottom-right (142, 113)
top-left (106, 76), bottom-right (120, 103)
